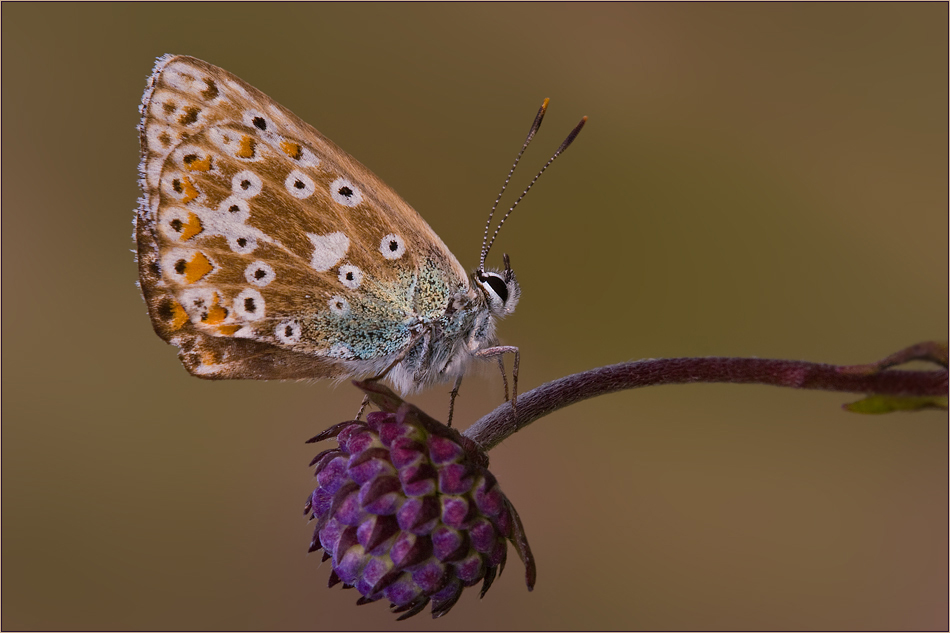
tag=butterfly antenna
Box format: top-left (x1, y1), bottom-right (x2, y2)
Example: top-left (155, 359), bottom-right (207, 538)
top-left (481, 114), bottom-right (588, 266)
top-left (479, 98), bottom-right (550, 272)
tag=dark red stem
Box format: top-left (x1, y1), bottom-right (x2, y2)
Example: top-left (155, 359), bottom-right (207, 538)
top-left (463, 356), bottom-right (948, 451)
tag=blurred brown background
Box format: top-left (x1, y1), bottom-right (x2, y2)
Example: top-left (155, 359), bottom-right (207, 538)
top-left (2, 3), bottom-right (946, 630)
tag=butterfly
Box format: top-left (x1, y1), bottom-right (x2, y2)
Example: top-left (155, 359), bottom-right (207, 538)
top-left (135, 54), bottom-right (584, 415)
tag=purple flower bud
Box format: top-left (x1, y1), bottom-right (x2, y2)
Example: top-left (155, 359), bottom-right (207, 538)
top-left (306, 382), bottom-right (535, 619)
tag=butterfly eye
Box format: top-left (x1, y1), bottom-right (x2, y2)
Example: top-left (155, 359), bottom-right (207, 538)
top-left (482, 274), bottom-right (509, 303)
top-left (476, 268), bottom-right (520, 317)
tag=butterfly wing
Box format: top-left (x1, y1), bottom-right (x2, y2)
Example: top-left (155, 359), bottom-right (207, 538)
top-left (136, 55), bottom-right (470, 380)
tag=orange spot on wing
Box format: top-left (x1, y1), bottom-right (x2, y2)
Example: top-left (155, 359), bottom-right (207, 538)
top-left (179, 213), bottom-right (203, 241)
top-left (180, 176), bottom-right (199, 203)
top-left (203, 303), bottom-right (228, 324)
top-left (185, 155), bottom-right (212, 171)
top-left (236, 135), bottom-right (256, 158)
top-left (216, 324), bottom-right (241, 336)
top-left (280, 140), bottom-right (302, 160)
top-left (168, 300), bottom-right (189, 331)
top-left (197, 293), bottom-right (229, 326)
top-left (198, 350), bottom-right (218, 367)
top-left (184, 251), bottom-right (213, 283)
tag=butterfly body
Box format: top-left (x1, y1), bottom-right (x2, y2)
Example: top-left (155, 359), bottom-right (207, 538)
top-left (136, 55), bottom-right (519, 393)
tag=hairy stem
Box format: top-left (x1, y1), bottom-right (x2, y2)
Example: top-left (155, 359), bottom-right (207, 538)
top-left (463, 355), bottom-right (948, 451)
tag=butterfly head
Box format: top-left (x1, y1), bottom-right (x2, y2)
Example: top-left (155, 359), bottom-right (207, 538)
top-left (475, 253), bottom-right (520, 317)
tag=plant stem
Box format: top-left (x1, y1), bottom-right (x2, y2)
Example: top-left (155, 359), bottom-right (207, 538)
top-left (463, 356), bottom-right (948, 451)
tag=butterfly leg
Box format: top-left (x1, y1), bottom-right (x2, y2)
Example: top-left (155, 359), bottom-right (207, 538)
top-left (447, 376), bottom-right (464, 428)
top-left (354, 394), bottom-right (370, 421)
top-left (475, 345), bottom-right (520, 420)
top-left (495, 356), bottom-right (510, 402)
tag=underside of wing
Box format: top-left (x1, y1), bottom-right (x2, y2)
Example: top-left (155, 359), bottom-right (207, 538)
top-left (135, 55), bottom-right (470, 380)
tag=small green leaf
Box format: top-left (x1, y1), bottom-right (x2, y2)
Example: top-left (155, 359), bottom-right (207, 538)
top-left (843, 394), bottom-right (948, 414)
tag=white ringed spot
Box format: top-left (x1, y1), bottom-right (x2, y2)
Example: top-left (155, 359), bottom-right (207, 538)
top-left (284, 170), bottom-right (315, 199)
top-left (338, 264), bottom-right (363, 290)
top-left (209, 127), bottom-right (257, 159)
top-left (244, 261), bottom-right (276, 287)
top-left (307, 232), bottom-right (349, 272)
top-left (231, 170), bottom-right (262, 198)
top-left (330, 177), bottom-right (362, 207)
top-left (161, 249), bottom-right (215, 285)
top-left (274, 137), bottom-right (320, 169)
top-left (158, 207), bottom-right (202, 242)
top-left (276, 320), bottom-right (302, 344)
top-left (242, 109), bottom-right (274, 134)
top-left (178, 287), bottom-right (218, 319)
top-left (145, 123), bottom-right (177, 152)
top-left (161, 172), bottom-right (203, 205)
top-left (148, 91), bottom-right (203, 128)
top-left (328, 295), bottom-right (350, 316)
top-left (379, 234), bottom-right (406, 260)
top-left (228, 234), bottom-right (258, 254)
top-left (172, 145), bottom-right (214, 173)
top-left (233, 289), bottom-right (265, 321)
top-left (218, 196), bottom-right (251, 223)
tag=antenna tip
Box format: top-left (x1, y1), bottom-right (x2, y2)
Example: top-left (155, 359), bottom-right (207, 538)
top-left (555, 115), bottom-right (588, 154)
top-left (542, 97), bottom-right (550, 110)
